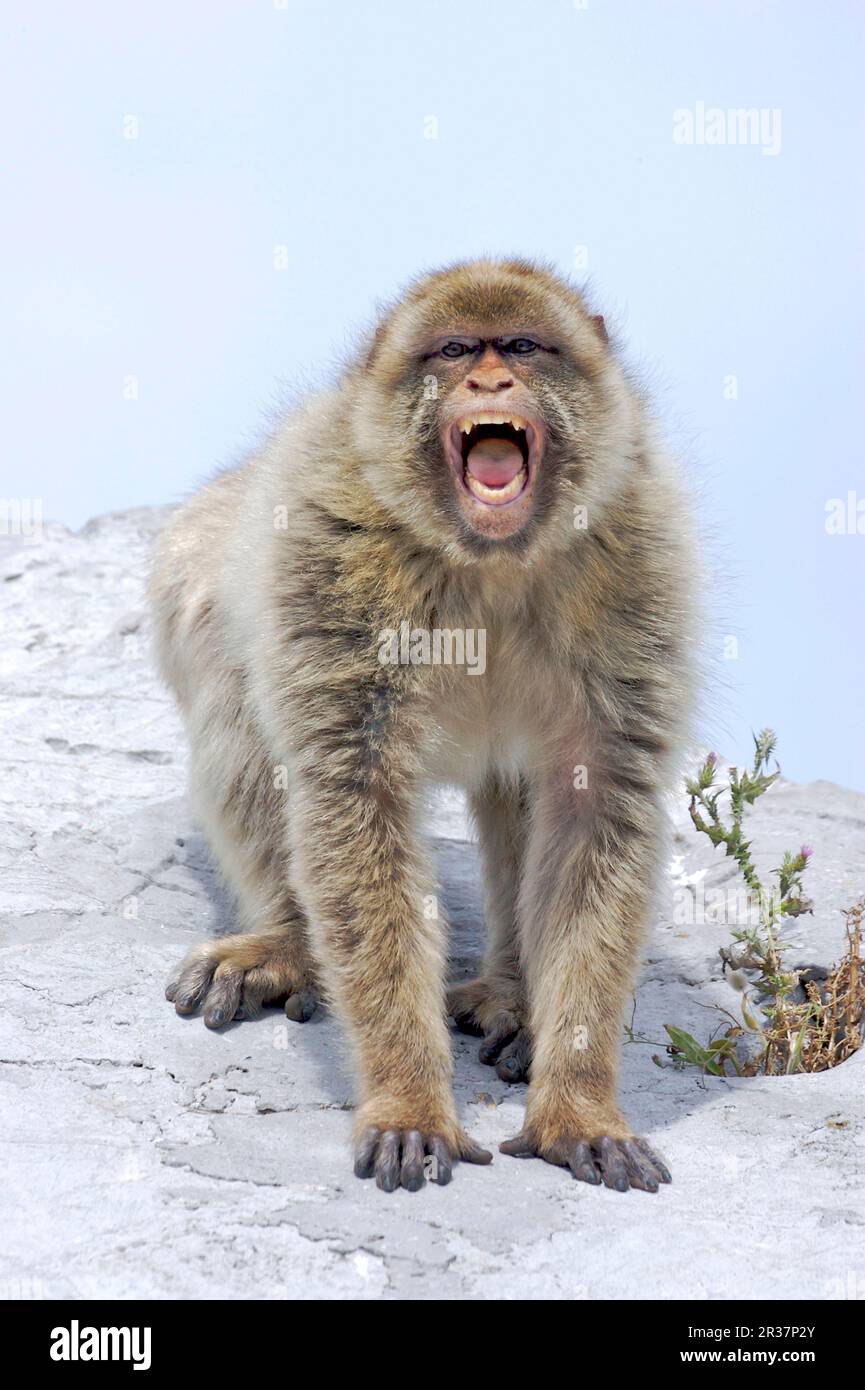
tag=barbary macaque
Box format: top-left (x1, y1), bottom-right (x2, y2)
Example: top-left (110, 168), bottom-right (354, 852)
top-left (152, 258), bottom-right (695, 1193)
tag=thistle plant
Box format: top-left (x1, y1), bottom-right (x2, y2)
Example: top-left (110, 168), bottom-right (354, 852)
top-left (660, 730), bottom-right (864, 1077)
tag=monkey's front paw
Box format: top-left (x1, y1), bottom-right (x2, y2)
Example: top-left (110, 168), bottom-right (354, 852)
top-left (353, 1125), bottom-right (492, 1192)
top-left (500, 1129), bottom-right (671, 1193)
top-left (165, 936), bottom-right (318, 1029)
top-left (447, 977), bottom-right (532, 1082)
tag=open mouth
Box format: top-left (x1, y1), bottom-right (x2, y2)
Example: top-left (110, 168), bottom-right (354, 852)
top-left (448, 414), bottom-right (537, 508)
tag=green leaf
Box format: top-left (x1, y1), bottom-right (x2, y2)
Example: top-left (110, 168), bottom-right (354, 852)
top-left (664, 1025), bottom-right (716, 1070)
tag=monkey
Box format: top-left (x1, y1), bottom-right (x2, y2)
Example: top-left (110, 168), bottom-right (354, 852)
top-left (151, 257), bottom-right (696, 1195)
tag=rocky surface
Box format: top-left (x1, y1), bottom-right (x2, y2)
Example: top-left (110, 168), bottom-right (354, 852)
top-left (1, 508), bottom-right (863, 1301)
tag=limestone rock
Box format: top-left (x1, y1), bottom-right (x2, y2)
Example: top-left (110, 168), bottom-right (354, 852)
top-left (1, 509), bottom-right (863, 1300)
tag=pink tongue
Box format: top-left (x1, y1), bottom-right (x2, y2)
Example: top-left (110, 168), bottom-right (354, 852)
top-left (465, 437), bottom-right (524, 487)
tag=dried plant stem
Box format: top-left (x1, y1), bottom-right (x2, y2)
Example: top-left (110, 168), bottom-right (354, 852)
top-left (664, 730), bottom-right (864, 1077)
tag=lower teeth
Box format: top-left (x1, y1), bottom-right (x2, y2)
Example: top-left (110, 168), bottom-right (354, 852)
top-left (465, 467), bottom-right (527, 503)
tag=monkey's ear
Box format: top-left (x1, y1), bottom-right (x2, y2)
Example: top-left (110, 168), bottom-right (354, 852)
top-left (365, 322), bottom-right (388, 370)
top-left (590, 314), bottom-right (609, 344)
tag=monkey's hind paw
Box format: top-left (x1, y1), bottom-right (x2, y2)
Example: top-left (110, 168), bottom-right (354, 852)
top-left (447, 977), bottom-right (532, 1083)
top-left (353, 1126), bottom-right (492, 1193)
top-left (165, 936), bottom-right (318, 1029)
top-left (500, 1130), bottom-right (671, 1194)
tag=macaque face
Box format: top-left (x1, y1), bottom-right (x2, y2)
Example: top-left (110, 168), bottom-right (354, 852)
top-left (431, 334), bottom-right (550, 542)
top-left (352, 260), bottom-right (624, 557)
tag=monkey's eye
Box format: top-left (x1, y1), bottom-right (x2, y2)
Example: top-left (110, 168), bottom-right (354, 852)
top-left (501, 338), bottom-right (539, 355)
top-left (440, 341), bottom-right (474, 359)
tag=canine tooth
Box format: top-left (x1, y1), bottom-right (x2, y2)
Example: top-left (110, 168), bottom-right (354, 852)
top-left (458, 413), bottom-right (529, 435)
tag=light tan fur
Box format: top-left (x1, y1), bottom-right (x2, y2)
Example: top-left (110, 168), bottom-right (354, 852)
top-left (152, 258), bottom-right (696, 1193)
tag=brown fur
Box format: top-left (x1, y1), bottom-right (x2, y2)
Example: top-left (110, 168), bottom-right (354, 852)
top-left (152, 258), bottom-right (696, 1192)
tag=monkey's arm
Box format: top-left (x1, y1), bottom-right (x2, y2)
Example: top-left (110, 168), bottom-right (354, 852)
top-left (278, 668), bottom-right (491, 1191)
top-left (505, 735), bottom-right (672, 1192)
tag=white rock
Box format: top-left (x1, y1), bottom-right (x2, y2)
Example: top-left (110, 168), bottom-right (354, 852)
top-left (1, 509), bottom-right (863, 1300)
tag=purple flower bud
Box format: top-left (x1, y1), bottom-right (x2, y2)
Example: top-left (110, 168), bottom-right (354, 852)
top-left (706, 752), bottom-right (717, 767)
top-left (800, 845), bottom-right (813, 860)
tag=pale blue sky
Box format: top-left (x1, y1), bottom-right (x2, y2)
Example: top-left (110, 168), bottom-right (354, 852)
top-left (2, 1), bottom-right (863, 789)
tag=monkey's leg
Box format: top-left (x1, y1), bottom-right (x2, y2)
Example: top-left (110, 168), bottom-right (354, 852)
top-left (165, 718), bottom-right (318, 1028)
top-left (166, 909), bottom-right (318, 1029)
top-left (448, 774), bottom-right (532, 1082)
top-left (290, 767), bottom-right (492, 1191)
top-left (501, 773), bottom-right (671, 1193)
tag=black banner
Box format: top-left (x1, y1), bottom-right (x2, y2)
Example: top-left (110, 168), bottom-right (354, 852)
top-left (0, 1299), bottom-right (854, 1374)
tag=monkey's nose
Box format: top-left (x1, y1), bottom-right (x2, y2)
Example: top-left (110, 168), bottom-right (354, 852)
top-left (465, 371), bottom-right (514, 393)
